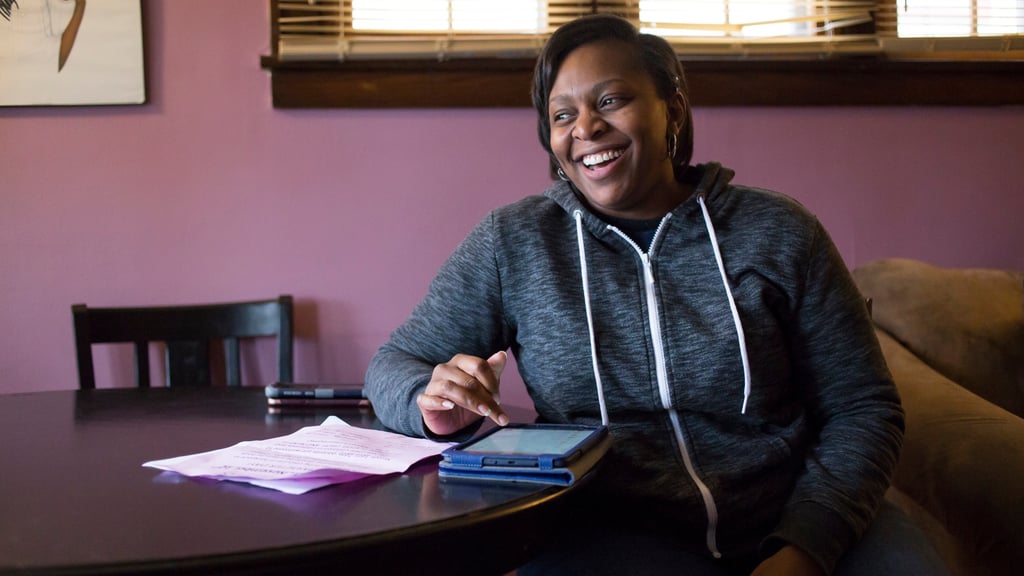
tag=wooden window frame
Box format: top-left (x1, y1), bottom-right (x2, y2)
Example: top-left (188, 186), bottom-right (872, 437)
top-left (261, 1), bottom-right (1024, 108)
top-left (261, 57), bottom-right (1024, 107)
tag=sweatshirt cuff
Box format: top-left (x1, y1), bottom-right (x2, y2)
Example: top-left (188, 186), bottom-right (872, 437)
top-left (760, 500), bottom-right (856, 575)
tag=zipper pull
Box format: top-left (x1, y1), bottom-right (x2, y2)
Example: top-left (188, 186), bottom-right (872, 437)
top-left (642, 254), bottom-right (656, 287)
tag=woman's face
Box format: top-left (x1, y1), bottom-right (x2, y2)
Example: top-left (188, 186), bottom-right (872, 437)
top-left (548, 40), bottom-right (685, 220)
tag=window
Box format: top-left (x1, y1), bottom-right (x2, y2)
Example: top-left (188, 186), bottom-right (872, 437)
top-left (879, 0), bottom-right (1024, 56)
top-left (351, 0), bottom-right (543, 33)
top-left (262, 1), bottom-right (1024, 107)
top-left (894, 0), bottom-right (1024, 37)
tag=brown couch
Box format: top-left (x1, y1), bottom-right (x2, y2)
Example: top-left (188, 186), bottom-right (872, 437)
top-left (852, 258), bottom-right (1024, 576)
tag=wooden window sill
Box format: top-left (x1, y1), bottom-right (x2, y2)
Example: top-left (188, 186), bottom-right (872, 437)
top-left (260, 57), bottom-right (1024, 108)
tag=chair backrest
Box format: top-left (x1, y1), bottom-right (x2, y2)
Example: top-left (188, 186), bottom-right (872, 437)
top-left (72, 295), bottom-right (294, 389)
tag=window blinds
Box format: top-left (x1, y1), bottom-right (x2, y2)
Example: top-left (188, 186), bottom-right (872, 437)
top-left (876, 1), bottom-right (1024, 58)
top-left (639, 1), bottom-right (880, 57)
top-left (273, 1), bottom-right (1023, 62)
top-left (276, 1), bottom-right (608, 61)
top-left (879, 1), bottom-right (1024, 37)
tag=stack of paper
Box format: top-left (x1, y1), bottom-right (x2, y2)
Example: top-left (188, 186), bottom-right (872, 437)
top-left (143, 417), bottom-right (452, 494)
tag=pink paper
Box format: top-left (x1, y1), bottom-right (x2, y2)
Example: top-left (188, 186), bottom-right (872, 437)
top-left (143, 417), bottom-right (452, 494)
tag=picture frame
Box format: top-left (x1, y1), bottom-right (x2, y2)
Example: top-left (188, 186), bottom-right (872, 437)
top-left (0, 0), bottom-right (145, 106)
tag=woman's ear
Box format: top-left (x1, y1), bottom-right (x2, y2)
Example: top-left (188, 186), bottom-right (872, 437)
top-left (667, 89), bottom-right (687, 134)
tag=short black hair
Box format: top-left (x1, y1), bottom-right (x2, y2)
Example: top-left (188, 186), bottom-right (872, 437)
top-left (531, 14), bottom-right (694, 178)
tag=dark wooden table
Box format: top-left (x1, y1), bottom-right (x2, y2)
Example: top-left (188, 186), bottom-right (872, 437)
top-left (0, 387), bottom-right (582, 575)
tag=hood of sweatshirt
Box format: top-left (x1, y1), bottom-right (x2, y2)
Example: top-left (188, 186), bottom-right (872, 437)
top-left (543, 162), bottom-right (736, 243)
top-left (542, 162), bottom-right (752, 425)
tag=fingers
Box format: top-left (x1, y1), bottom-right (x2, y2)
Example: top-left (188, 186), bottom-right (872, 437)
top-left (484, 350), bottom-right (507, 404)
top-left (436, 353), bottom-right (507, 421)
top-left (418, 352), bottom-right (509, 432)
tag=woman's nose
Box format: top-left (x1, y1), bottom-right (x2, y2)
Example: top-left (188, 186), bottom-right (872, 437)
top-left (573, 109), bottom-right (606, 140)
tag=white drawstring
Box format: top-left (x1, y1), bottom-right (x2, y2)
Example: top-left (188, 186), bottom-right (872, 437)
top-left (697, 195), bottom-right (752, 413)
top-left (574, 210), bottom-right (610, 426)
top-left (575, 195), bottom-right (751, 418)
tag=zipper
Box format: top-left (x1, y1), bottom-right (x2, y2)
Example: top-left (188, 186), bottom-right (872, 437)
top-left (608, 220), bottom-right (722, 559)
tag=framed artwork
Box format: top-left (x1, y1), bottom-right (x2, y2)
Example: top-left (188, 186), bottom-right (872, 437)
top-left (0, 0), bottom-right (145, 106)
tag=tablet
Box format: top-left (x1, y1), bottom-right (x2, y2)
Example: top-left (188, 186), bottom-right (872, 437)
top-left (441, 423), bottom-right (607, 470)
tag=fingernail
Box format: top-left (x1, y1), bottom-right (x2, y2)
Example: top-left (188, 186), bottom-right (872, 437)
top-left (497, 414), bottom-right (509, 426)
top-left (441, 400), bottom-right (455, 409)
top-left (479, 405), bottom-right (491, 417)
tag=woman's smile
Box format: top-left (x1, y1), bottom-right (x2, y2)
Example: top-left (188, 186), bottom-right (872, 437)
top-left (581, 147), bottom-right (625, 169)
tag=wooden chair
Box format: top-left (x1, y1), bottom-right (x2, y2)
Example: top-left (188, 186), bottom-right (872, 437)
top-left (72, 295), bottom-right (294, 389)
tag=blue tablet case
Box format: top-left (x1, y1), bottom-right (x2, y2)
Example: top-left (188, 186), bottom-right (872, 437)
top-left (438, 432), bottom-right (611, 486)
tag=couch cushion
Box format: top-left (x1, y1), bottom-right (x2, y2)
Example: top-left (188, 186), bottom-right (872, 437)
top-left (853, 258), bottom-right (1024, 418)
top-left (877, 329), bottom-right (1024, 576)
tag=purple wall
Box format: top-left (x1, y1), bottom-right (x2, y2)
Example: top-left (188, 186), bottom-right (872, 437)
top-left (2, 0), bottom-right (1022, 406)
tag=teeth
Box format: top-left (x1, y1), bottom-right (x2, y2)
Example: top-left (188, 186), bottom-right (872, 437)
top-left (582, 149), bottom-right (623, 167)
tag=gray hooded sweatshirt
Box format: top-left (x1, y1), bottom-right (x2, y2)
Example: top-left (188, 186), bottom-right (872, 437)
top-left (365, 162), bottom-right (903, 574)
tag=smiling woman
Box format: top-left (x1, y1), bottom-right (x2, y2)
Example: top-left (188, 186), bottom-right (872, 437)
top-left (365, 12), bottom-right (950, 576)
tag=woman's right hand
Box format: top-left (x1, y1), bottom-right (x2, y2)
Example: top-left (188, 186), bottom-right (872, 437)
top-left (417, 351), bottom-right (509, 436)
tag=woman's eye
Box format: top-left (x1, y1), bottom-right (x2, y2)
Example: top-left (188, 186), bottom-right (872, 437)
top-left (600, 96), bottom-right (622, 108)
top-left (552, 111), bottom-right (571, 123)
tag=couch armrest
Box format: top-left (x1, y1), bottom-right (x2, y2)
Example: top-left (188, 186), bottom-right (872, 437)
top-left (852, 258), bottom-right (1024, 418)
top-left (877, 329), bottom-right (1024, 576)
